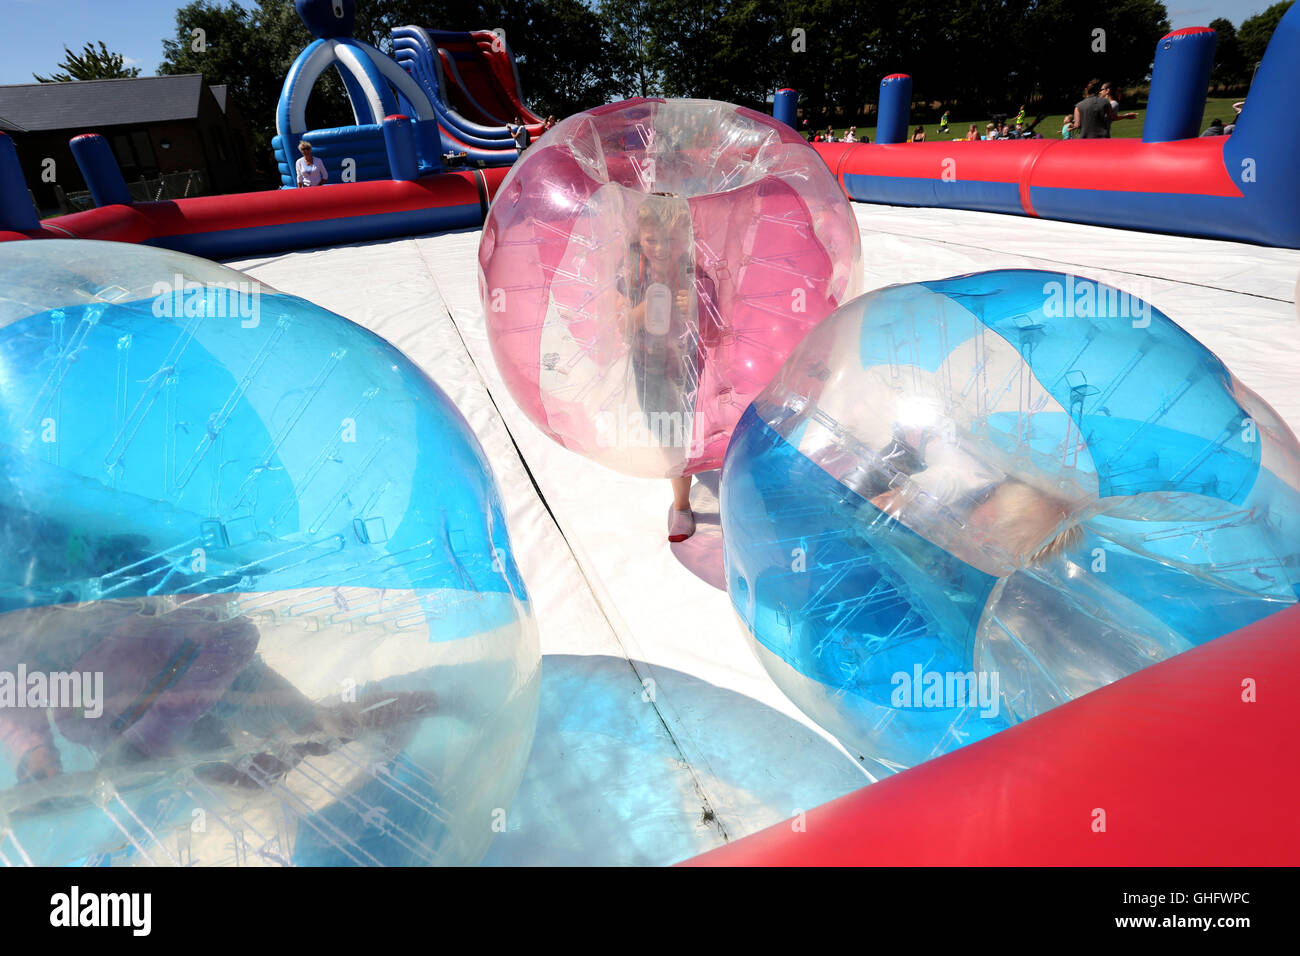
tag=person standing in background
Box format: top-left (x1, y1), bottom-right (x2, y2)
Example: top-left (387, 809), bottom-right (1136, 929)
top-left (295, 141), bottom-right (327, 187)
top-left (1073, 80), bottom-right (1112, 138)
top-left (1099, 82), bottom-right (1138, 124)
top-left (508, 117), bottom-right (531, 153)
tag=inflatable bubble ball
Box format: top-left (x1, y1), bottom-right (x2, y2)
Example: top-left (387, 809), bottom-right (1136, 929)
top-left (721, 269), bottom-right (1300, 775)
top-left (0, 240), bottom-right (540, 866)
top-left (478, 97), bottom-right (863, 479)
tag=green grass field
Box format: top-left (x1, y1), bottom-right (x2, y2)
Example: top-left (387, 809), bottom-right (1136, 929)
top-left (815, 96), bottom-right (1244, 142)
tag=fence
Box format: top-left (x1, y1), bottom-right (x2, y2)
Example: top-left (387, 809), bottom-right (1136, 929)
top-left (52, 169), bottom-right (209, 215)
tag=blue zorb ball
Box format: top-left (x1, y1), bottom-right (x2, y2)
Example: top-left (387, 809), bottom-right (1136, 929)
top-left (0, 240), bottom-right (539, 866)
top-left (722, 269), bottom-right (1300, 776)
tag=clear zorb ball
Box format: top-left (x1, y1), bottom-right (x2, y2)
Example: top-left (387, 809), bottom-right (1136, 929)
top-left (0, 240), bottom-right (540, 866)
top-left (722, 270), bottom-right (1300, 774)
top-left (479, 97), bottom-right (862, 478)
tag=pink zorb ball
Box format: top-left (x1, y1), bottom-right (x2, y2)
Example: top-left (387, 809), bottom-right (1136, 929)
top-left (478, 98), bottom-right (863, 478)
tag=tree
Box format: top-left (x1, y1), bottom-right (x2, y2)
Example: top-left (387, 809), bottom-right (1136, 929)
top-left (775, 0), bottom-right (882, 125)
top-left (34, 41), bottom-right (141, 82)
top-left (1018, 0), bottom-right (1170, 110)
top-left (637, 0), bottom-right (785, 107)
top-left (1239, 1), bottom-right (1295, 74)
top-left (1209, 17), bottom-right (1245, 91)
top-left (159, 1), bottom-right (352, 179)
top-left (603, 0), bottom-right (662, 98)
top-left (504, 0), bottom-right (619, 116)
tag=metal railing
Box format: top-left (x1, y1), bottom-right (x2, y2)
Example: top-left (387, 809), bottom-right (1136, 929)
top-left (54, 169), bottom-right (209, 214)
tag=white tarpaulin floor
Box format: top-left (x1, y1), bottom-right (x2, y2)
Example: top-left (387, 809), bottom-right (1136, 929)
top-left (230, 202), bottom-right (1300, 866)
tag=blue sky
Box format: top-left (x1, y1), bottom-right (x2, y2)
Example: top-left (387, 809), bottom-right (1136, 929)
top-left (0, 0), bottom-right (1286, 85)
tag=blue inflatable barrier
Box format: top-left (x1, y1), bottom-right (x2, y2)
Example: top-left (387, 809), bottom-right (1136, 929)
top-left (69, 134), bottom-right (132, 207)
top-left (0, 134), bottom-right (38, 232)
top-left (773, 88), bottom-right (798, 129)
top-left (1144, 27), bottom-right (1218, 143)
top-left (876, 74), bottom-right (912, 145)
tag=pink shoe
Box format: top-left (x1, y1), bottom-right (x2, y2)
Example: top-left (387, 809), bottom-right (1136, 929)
top-left (668, 507), bottom-right (695, 542)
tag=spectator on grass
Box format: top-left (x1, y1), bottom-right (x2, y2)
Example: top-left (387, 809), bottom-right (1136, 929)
top-left (843, 126), bottom-right (859, 143)
top-left (1224, 102), bottom-right (1243, 134)
top-left (1201, 118), bottom-right (1225, 136)
top-left (911, 126), bottom-right (926, 142)
top-left (965, 124), bottom-right (980, 141)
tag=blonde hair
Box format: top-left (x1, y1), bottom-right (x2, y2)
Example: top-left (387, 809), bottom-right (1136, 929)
top-left (977, 481), bottom-right (1083, 565)
top-left (636, 194), bottom-right (690, 235)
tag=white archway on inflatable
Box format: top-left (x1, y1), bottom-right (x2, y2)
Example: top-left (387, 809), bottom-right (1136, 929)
top-left (276, 37), bottom-right (439, 142)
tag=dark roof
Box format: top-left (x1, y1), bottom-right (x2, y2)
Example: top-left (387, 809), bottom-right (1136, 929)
top-left (0, 75), bottom-right (207, 132)
top-left (0, 114), bottom-right (27, 133)
top-left (210, 84), bottom-right (228, 112)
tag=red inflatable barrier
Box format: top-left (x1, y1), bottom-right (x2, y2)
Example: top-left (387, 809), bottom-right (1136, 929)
top-left (685, 604), bottom-right (1300, 866)
top-left (810, 4), bottom-right (1300, 246)
top-left (0, 166), bottom-right (512, 258)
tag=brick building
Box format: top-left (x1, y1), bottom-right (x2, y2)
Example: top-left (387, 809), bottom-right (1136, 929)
top-left (0, 74), bottom-right (259, 215)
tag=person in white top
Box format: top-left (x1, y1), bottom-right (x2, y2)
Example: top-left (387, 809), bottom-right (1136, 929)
top-left (295, 141), bottom-right (327, 187)
top-left (507, 116), bottom-right (531, 153)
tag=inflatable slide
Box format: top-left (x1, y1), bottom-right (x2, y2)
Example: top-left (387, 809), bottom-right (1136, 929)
top-left (393, 26), bottom-right (544, 166)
